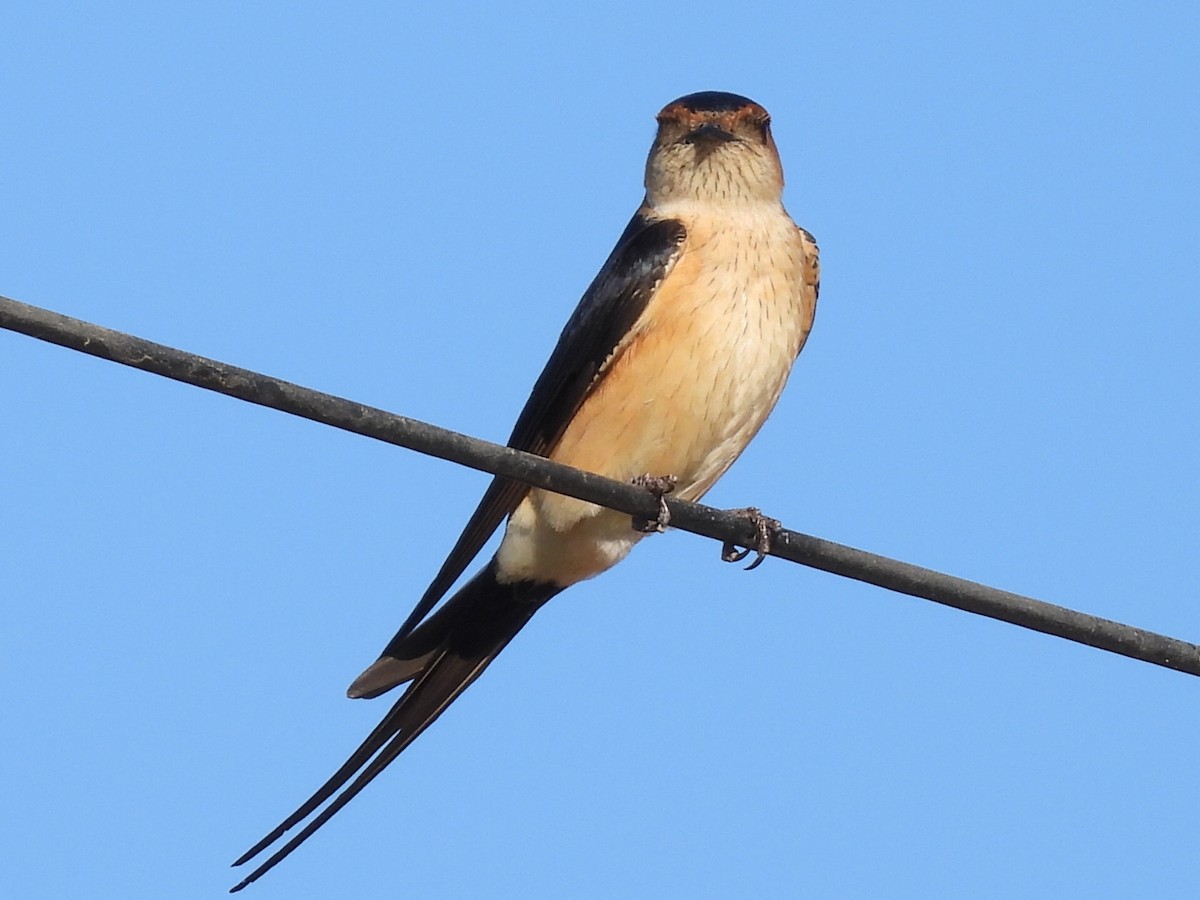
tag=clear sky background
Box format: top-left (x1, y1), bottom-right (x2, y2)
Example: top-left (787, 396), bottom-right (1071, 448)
top-left (2, 3), bottom-right (1197, 898)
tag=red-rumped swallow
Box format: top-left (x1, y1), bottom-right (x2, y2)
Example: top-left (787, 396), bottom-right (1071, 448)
top-left (232, 90), bottom-right (820, 890)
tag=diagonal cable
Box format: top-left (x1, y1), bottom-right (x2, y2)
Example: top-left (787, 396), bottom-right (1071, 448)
top-left (2, 293), bottom-right (1197, 676)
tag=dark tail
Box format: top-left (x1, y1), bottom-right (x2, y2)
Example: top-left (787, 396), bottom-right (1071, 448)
top-left (230, 560), bottom-right (559, 892)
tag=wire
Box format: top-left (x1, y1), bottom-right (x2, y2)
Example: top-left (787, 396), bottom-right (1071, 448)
top-left (2, 292), bottom-right (1197, 676)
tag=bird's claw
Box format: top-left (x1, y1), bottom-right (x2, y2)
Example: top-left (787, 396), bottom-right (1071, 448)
top-left (721, 507), bottom-right (782, 570)
top-left (630, 473), bottom-right (678, 533)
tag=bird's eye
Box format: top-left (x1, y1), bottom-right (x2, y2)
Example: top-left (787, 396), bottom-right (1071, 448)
top-left (655, 106), bottom-right (685, 126)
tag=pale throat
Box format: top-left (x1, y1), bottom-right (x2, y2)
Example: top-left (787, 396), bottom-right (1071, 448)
top-left (646, 177), bottom-right (782, 214)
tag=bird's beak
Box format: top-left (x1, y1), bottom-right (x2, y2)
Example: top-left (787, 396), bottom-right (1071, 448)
top-left (682, 122), bottom-right (737, 146)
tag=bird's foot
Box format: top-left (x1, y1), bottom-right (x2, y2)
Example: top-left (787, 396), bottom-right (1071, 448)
top-left (721, 507), bottom-right (782, 570)
top-left (630, 473), bottom-right (678, 533)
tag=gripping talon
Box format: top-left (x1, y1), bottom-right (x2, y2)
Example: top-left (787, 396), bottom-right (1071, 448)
top-left (721, 507), bottom-right (782, 570)
top-left (630, 473), bottom-right (678, 533)
top-left (721, 543), bottom-right (751, 563)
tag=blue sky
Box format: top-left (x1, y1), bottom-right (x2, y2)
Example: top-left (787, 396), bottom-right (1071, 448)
top-left (2, 3), bottom-right (1197, 898)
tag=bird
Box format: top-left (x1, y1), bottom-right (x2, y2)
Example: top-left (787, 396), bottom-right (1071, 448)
top-left (230, 90), bottom-right (820, 891)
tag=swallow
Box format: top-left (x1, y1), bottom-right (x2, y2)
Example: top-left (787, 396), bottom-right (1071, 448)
top-left (231, 90), bottom-right (820, 891)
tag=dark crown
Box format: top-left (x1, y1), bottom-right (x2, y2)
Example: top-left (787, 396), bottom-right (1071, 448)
top-left (666, 91), bottom-right (758, 113)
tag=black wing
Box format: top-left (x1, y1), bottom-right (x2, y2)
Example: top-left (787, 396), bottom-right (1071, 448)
top-left (376, 212), bottom-right (687, 656)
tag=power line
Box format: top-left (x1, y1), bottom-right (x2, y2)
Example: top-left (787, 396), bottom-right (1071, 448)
top-left (2, 292), bottom-right (1197, 676)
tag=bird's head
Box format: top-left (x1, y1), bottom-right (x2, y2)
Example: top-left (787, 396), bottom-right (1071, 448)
top-left (645, 91), bottom-right (784, 208)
